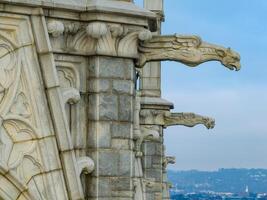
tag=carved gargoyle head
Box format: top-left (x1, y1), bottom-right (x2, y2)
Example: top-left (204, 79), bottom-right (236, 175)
top-left (218, 48), bottom-right (241, 71)
top-left (203, 117), bottom-right (215, 129)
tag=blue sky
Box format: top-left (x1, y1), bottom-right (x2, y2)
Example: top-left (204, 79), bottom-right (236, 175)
top-left (135, 0), bottom-right (267, 170)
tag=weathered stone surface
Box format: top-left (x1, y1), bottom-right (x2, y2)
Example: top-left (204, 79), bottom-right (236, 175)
top-left (113, 80), bottom-right (134, 94)
top-left (99, 94), bottom-right (119, 121)
top-left (112, 138), bottom-right (130, 150)
top-left (112, 123), bottom-right (132, 139)
top-left (0, 0), bottom-right (240, 199)
top-left (89, 79), bottom-right (111, 93)
top-left (119, 95), bottom-right (133, 122)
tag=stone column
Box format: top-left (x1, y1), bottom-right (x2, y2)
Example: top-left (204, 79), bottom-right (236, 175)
top-left (87, 56), bottom-right (136, 200)
top-left (140, 1), bottom-right (170, 199)
top-left (141, 0), bottom-right (164, 97)
top-left (140, 99), bottom-right (173, 200)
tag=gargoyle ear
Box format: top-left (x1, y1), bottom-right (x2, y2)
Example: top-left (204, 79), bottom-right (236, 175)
top-left (216, 49), bottom-right (226, 57)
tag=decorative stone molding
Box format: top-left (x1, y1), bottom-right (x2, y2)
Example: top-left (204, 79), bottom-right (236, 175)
top-left (134, 125), bottom-right (160, 157)
top-left (86, 22), bottom-right (108, 39)
top-left (56, 61), bottom-right (81, 105)
top-left (61, 87), bottom-right (81, 104)
top-left (47, 20), bottom-right (153, 59)
top-left (47, 20), bottom-right (65, 37)
top-left (77, 157), bottom-right (95, 175)
top-left (137, 34), bottom-right (241, 70)
top-left (0, 13), bottom-right (71, 199)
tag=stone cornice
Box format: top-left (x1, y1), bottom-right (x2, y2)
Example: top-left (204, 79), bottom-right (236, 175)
top-left (0, 0), bottom-right (156, 18)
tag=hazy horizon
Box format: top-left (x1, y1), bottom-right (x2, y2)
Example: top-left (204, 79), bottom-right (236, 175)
top-left (135, 0), bottom-right (267, 171)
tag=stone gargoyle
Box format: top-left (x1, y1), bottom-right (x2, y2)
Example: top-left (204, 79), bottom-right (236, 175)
top-left (137, 34), bottom-right (241, 71)
top-left (164, 112), bottom-right (215, 129)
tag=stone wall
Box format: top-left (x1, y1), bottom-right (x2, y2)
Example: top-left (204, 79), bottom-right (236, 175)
top-left (0, 0), bottom-right (240, 200)
top-left (87, 56), bottom-right (135, 199)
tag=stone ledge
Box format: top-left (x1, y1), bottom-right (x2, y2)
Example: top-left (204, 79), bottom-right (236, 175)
top-left (0, 0), bottom-right (156, 19)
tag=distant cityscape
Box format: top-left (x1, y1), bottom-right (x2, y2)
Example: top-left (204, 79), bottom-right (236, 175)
top-left (170, 192), bottom-right (267, 200)
top-left (168, 169), bottom-right (267, 200)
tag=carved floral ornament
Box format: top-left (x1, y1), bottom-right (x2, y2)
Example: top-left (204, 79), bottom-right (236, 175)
top-left (47, 20), bottom-right (152, 58)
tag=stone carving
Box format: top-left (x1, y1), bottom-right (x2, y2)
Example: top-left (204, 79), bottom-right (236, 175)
top-left (48, 20), bottom-right (153, 58)
top-left (0, 0), bottom-right (241, 199)
top-left (77, 157), bottom-right (95, 175)
top-left (137, 34), bottom-right (241, 70)
top-left (134, 125), bottom-right (160, 157)
top-left (140, 109), bottom-right (215, 129)
top-left (0, 35), bottom-right (18, 105)
top-left (57, 63), bottom-right (81, 105)
top-left (47, 20), bottom-right (65, 37)
top-left (86, 22), bottom-right (109, 39)
top-left (0, 13), bottom-right (71, 200)
top-left (134, 92), bottom-right (160, 156)
top-left (162, 156), bottom-right (176, 169)
top-left (10, 93), bottom-right (31, 118)
top-left (2, 119), bottom-right (42, 182)
top-left (164, 112), bottom-right (215, 129)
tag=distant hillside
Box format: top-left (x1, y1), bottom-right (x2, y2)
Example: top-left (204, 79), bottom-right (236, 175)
top-left (168, 169), bottom-right (267, 193)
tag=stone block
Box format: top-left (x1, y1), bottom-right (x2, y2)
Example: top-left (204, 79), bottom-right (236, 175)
top-left (119, 95), bottom-right (133, 122)
top-left (111, 191), bottom-right (134, 198)
top-left (141, 77), bottom-right (160, 90)
top-left (122, 59), bottom-right (135, 80)
top-left (87, 121), bottom-right (97, 148)
top-left (152, 155), bottom-right (163, 168)
top-left (99, 94), bottom-right (118, 121)
top-left (111, 123), bottom-right (132, 139)
top-left (111, 138), bottom-right (130, 150)
top-left (143, 155), bottom-right (152, 169)
top-left (89, 78), bottom-right (111, 93)
top-left (98, 57), bottom-right (126, 79)
top-left (98, 151), bottom-right (119, 176)
top-left (145, 168), bottom-right (162, 182)
top-left (95, 149), bottom-right (134, 177)
top-left (98, 177), bottom-right (112, 197)
top-left (98, 122), bottom-right (112, 148)
top-left (38, 136), bottom-right (62, 171)
top-left (119, 151), bottom-right (133, 176)
top-left (110, 177), bottom-right (131, 191)
top-left (113, 80), bottom-right (133, 94)
top-left (144, 142), bottom-right (162, 156)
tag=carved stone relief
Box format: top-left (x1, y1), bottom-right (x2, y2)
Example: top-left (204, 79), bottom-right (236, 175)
top-left (137, 34), bottom-right (241, 70)
top-left (140, 109), bottom-right (215, 129)
top-left (47, 20), bottom-right (152, 58)
top-left (0, 13), bottom-right (68, 200)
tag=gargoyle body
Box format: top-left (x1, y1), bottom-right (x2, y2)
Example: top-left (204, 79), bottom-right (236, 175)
top-left (162, 156), bottom-right (176, 169)
top-left (164, 112), bottom-right (215, 129)
top-left (138, 34), bottom-right (241, 71)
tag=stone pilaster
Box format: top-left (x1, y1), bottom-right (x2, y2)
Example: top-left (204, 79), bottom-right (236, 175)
top-left (141, 0), bottom-right (164, 98)
top-left (87, 56), bottom-right (136, 200)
